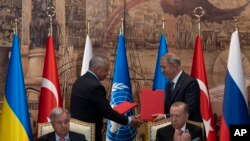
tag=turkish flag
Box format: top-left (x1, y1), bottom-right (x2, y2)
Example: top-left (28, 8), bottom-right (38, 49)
top-left (37, 35), bottom-right (62, 123)
top-left (191, 35), bottom-right (217, 141)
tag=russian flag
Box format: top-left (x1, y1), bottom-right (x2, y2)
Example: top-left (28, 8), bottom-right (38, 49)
top-left (220, 29), bottom-right (250, 141)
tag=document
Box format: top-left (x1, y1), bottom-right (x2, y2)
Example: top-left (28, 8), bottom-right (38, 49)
top-left (113, 101), bottom-right (138, 114)
top-left (140, 88), bottom-right (164, 121)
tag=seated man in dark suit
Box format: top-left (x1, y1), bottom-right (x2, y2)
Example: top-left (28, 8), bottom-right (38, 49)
top-left (156, 102), bottom-right (205, 141)
top-left (37, 107), bottom-right (87, 141)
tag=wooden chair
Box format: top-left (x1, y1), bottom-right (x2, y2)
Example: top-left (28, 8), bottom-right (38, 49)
top-left (146, 118), bottom-right (171, 141)
top-left (37, 118), bottom-right (95, 141)
top-left (146, 119), bottom-right (205, 141)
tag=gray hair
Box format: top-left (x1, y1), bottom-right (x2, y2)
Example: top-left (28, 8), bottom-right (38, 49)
top-left (50, 107), bottom-right (71, 123)
top-left (89, 55), bottom-right (108, 69)
top-left (163, 53), bottom-right (181, 66)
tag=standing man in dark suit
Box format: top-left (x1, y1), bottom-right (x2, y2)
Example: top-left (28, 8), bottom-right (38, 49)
top-left (153, 53), bottom-right (202, 122)
top-left (156, 102), bottom-right (205, 141)
top-left (37, 107), bottom-right (87, 141)
top-left (70, 55), bottom-right (143, 141)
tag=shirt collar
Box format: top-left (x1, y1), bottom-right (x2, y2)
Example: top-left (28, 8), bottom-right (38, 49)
top-left (172, 70), bottom-right (182, 84)
top-left (88, 70), bottom-right (99, 80)
top-left (55, 133), bottom-right (70, 141)
top-left (180, 123), bottom-right (187, 133)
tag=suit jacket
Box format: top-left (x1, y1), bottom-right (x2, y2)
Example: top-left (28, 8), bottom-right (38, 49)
top-left (70, 72), bottom-right (128, 141)
top-left (156, 122), bottom-right (205, 141)
top-left (37, 131), bottom-right (86, 141)
top-left (164, 71), bottom-right (202, 122)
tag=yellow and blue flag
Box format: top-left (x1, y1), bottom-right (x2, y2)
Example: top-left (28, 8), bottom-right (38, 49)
top-left (152, 34), bottom-right (168, 90)
top-left (0, 34), bottom-right (33, 141)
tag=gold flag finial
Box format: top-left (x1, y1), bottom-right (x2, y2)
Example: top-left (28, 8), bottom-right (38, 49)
top-left (194, 7), bottom-right (205, 36)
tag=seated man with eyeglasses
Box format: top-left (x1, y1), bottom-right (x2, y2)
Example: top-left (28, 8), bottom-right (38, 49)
top-left (37, 107), bottom-right (87, 141)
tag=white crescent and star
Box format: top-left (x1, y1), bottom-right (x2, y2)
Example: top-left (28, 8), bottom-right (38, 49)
top-left (197, 78), bottom-right (214, 138)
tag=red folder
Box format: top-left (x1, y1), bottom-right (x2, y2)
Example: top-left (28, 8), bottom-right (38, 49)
top-left (140, 88), bottom-right (164, 121)
top-left (113, 101), bottom-right (138, 114)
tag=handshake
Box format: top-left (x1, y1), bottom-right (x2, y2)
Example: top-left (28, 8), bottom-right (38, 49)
top-left (129, 113), bottom-right (165, 128)
top-left (130, 115), bottom-right (144, 128)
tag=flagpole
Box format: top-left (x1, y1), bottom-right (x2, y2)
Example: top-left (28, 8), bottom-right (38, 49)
top-left (120, 18), bottom-right (124, 35)
top-left (194, 7), bottom-right (205, 36)
top-left (13, 18), bottom-right (18, 34)
top-left (123, 0), bottom-right (126, 37)
top-left (46, 6), bottom-right (56, 36)
top-left (87, 19), bottom-right (90, 35)
top-left (161, 18), bottom-right (165, 34)
top-left (234, 18), bottom-right (238, 30)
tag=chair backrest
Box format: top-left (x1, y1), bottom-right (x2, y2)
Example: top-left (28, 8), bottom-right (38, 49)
top-left (146, 119), bottom-right (205, 141)
top-left (146, 118), bottom-right (171, 141)
top-left (186, 120), bottom-right (206, 141)
top-left (37, 118), bottom-right (95, 141)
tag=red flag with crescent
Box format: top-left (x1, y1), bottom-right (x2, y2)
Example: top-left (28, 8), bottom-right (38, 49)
top-left (191, 35), bottom-right (217, 141)
top-left (38, 35), bottom-right (62, 123)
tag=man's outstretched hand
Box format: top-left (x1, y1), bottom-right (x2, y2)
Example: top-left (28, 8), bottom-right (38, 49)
top-left (130, 116), bottom-right (143, 128)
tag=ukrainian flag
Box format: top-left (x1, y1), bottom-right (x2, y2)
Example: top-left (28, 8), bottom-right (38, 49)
top-left (0, 34), bottom-right (33, 141)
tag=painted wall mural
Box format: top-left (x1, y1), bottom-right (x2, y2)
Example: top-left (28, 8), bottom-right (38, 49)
top-left (1, 0), bottom-right (250, 137)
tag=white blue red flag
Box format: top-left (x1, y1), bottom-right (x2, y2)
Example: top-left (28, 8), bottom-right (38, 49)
top-left (220, 29), bottom-right (250, 141)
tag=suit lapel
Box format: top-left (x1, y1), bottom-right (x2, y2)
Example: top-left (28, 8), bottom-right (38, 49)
top-left (50, 132), bottom-right (56, 141)
top-left (171, 72), bottom-right (185, 101)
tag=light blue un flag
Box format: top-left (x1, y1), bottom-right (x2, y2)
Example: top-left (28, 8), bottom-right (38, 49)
top-left (106, 34), bottom-right (136, 141)
top-left (152, 34), bottom-right (168, 90)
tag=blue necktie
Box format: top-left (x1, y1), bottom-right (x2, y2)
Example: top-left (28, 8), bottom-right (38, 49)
top-left (170, 82), bottom-right (175, 98)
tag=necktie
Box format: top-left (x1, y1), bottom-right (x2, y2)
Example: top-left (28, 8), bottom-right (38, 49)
top-left (170, 82), bottom-right (175, 98)
top-left (60, 138), bottom-right (64, 141)
top-left (178, 129), bottom-right (183, 141)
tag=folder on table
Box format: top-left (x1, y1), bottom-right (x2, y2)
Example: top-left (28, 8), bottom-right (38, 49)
top-left (140, 88), bottom-right (164, 121)
top-left (113, 101), bottom-right (138, 114)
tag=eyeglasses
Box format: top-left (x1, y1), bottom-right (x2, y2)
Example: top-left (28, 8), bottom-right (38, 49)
top-left (54, 120), bottom-right (70, 125)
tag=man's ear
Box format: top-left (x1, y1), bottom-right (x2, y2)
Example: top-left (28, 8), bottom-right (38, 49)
top-left (92, 65), bottom-right (99, 72)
